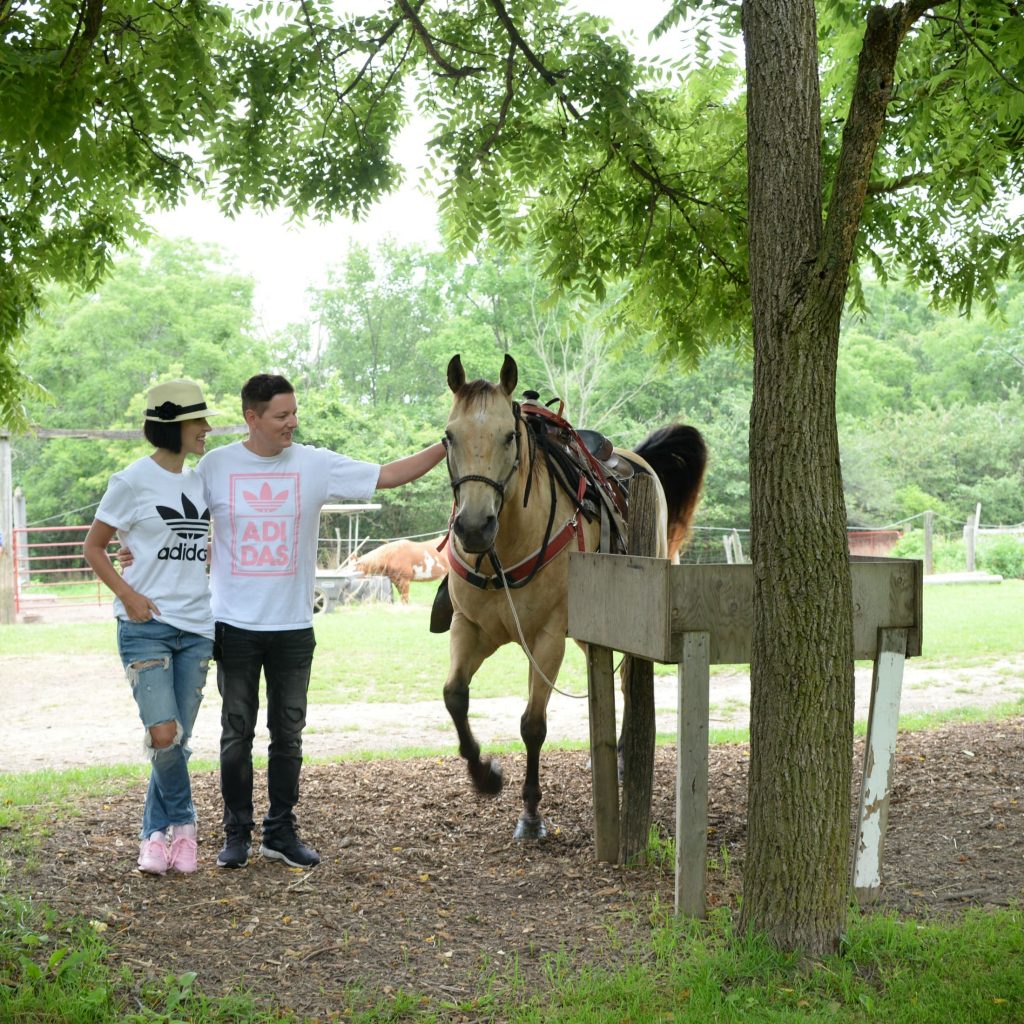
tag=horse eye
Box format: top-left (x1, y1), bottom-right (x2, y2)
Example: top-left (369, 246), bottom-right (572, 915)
top-left (504, 431), bottom-right (515, 447)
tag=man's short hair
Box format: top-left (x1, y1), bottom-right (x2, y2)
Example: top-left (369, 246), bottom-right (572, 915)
top-left (143, 419), bottom-right (183, 453)
top-left (241, 374), bottom-right (295, 416)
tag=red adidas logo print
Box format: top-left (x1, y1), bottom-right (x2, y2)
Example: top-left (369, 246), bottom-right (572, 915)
top-left (243, 482), bottom-right (290, 513)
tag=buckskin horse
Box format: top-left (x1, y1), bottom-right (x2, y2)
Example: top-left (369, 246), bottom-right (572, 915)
top-left (441, 354), bottom-right (706, 839)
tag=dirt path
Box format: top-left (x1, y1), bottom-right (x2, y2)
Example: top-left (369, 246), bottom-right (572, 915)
top-left (3, 645), bottom-right (1023, 773)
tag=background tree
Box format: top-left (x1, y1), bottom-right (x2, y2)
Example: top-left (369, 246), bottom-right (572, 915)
top-left (14, 238), bottom-right (267, 525)
top-left (313, 241), bottom-right (447, 405)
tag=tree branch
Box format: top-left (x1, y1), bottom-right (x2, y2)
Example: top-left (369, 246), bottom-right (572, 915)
top-left (866, 169), bottom-right (933, 194)
top-left (60, 0), bottom-right (104, 74)
top-left (938, 11), bottom-right (1024, 94)
top-left (476, 42), bottom-right (517, 159)
top-left (487, 0), bottom-right (577, 111)
top-left (819, 1), bottom-right (944, 294)
top-left (397, 0), bottom-right (482, 79)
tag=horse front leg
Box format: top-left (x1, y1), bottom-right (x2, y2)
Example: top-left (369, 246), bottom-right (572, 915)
top-left (444, 617), bottom-right (503, 795)
top-left (513, 632), bottom-right (565, 840)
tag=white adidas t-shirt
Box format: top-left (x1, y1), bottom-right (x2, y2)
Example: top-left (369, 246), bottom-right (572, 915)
top-left (94, 457), bottom-right (214, 638)
top-left (198, 441), bottom-right (380, 630)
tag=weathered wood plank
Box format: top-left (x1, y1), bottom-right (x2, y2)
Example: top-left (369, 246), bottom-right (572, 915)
top-left (620, 475), bottom-right (658, 865)
top-left (586, 643), bottom-right (619, 863)
top-left (676, 631), bottom-right (710, 918)
top-left (568, 552), bottom-right (673, 661)
top-left (568, 555), bottom-right (922, 663)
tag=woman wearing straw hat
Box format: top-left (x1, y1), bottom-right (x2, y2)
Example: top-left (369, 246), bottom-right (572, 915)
top-left (84, 379), bottom-right (220, 876)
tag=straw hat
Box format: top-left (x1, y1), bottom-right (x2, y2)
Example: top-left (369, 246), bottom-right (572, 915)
top-left (144, 379), bottom-right (221, 423)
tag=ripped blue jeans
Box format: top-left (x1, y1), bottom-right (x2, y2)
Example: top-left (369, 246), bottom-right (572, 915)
top-left (117, 620), bottom-right (212, 839)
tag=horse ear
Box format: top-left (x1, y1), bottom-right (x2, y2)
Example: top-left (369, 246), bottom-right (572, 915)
top-left (447, 354), bottom-right (466, 394)
top-left (499, 354), bottom-right (518, 397)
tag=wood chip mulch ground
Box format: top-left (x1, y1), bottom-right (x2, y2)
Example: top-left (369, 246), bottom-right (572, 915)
top-left (12, 718), bottom-right (1023, 1019)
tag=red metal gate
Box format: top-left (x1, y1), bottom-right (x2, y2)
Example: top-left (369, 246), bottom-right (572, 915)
top-left (12, 524), bottom-right (109, 615)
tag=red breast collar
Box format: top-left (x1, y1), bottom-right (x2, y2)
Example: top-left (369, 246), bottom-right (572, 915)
top-left (443, 473), bottom-right (588, 590)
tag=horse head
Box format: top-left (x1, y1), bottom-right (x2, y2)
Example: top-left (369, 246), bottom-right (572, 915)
top-left (444, 354), bottom-right (521, 554)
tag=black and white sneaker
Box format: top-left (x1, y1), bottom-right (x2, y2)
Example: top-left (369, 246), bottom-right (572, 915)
top-left (260, 833), bottom-right (321, 868)
top-left (216, 831), bottom-right (251, 869)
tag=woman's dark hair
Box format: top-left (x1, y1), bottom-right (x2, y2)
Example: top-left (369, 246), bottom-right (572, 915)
top-left (144, 419), bottom-right (183, 453)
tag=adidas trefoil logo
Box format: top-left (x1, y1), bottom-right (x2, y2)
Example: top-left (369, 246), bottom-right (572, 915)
top-left (156, 494), bottom-right (211, 539)
top-left (243, 481), bottom-right (290, 513)
top-left (155, 495), bottom-right (211, 562)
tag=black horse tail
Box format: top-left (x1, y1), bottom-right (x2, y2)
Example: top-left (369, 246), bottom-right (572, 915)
top-left (634, 424), bottom-right (707, 559)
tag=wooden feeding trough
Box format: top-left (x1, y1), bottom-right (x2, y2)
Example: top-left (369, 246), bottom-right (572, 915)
top-left (567, 550), bottom-right (923, 916)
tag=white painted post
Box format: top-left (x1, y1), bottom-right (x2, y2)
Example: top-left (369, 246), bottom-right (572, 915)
top-left (852, 627), bottom-right (908, 904)
top-left (675, 630), bottom-right (710, 918)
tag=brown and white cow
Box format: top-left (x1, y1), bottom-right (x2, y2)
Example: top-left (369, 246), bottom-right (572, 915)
top-left (352, 536), bottom-right (449, 603)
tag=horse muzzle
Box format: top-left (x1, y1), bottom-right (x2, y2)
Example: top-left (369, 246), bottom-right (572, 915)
top-left (452, 511), bottom-right (498, 554)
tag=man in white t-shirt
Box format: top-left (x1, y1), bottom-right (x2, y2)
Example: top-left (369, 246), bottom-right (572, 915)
top-left (199, 373), bottom-right (445, 869)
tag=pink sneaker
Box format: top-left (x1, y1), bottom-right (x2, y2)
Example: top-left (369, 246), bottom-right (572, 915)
top-left (138, 833), bottom-right (168, 875)
top-left (169, 824), bottom-right (198, 874)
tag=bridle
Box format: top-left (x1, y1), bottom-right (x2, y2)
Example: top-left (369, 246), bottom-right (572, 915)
top-left (444, 401), bottom-right (522, 512)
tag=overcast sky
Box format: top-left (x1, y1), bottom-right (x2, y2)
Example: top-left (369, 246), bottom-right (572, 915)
top-left (147, 2), bottom-right (680, 331)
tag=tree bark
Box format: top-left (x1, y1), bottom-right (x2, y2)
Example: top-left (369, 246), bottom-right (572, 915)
top-left (740, 0), bottom-right (929, 954)
top-left (740, 0), bottom-right (853, 955)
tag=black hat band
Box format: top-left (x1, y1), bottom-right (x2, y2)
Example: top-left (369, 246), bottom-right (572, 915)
top-left (146, 400), bottom-right (210, 421)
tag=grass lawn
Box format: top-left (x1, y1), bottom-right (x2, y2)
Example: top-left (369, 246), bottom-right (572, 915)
top-left (2, 580), bottom-right (1022, 706)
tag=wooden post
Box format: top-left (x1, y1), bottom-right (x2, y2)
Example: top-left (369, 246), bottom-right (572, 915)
top-left (923, 510), bottom-right (934, 576)
top-left (852, 627), bottom-right (908, 904)
top-left (619, 474), bottom-right (658, 864)
top-left (730, 529), bottom-right (744, 563)
top-left (0, 433), bottom-right (14, 625)
top-left (963, 521), bottom-right (975, 572)
top-left (675, 630), bottom-right (710, 917)
top-left (587, 643), bottom-right (619, 863)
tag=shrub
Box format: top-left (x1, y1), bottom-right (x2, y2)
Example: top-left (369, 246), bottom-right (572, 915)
top-left (890, 530), bottom-right (965, 574)
top-left (978, 537), bottom-right (1024, 579)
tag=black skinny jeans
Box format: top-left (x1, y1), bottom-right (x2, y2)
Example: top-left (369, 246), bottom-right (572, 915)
top-left (215, 622), bottom-right (315, 840)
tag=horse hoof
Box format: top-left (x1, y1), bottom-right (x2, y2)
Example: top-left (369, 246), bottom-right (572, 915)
top-left (470, 757), bottom-right (503, 796)
top-left (513, 814), bottom-right (547, 841)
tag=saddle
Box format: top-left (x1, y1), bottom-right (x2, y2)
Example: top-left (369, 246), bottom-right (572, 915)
top-left (520, 393), bottom-right (635, 554)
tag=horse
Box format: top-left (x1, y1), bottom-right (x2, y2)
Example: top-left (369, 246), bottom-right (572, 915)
top-left (353, 536), bottom-right (449, 603)
top-left (441, 353), bottom-right (707, 839)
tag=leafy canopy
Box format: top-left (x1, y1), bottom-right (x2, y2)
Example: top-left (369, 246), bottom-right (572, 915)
top-left (2, 0), bottom-right (1021, 430)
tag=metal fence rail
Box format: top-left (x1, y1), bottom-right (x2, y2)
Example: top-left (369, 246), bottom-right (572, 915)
top-left (12, 524), bottom-right (111, 614)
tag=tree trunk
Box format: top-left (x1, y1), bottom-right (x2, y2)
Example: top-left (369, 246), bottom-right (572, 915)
top-left (740, 0), bottom-right (920, 954)
top-left (740, 0), bottom-right (854, 955)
